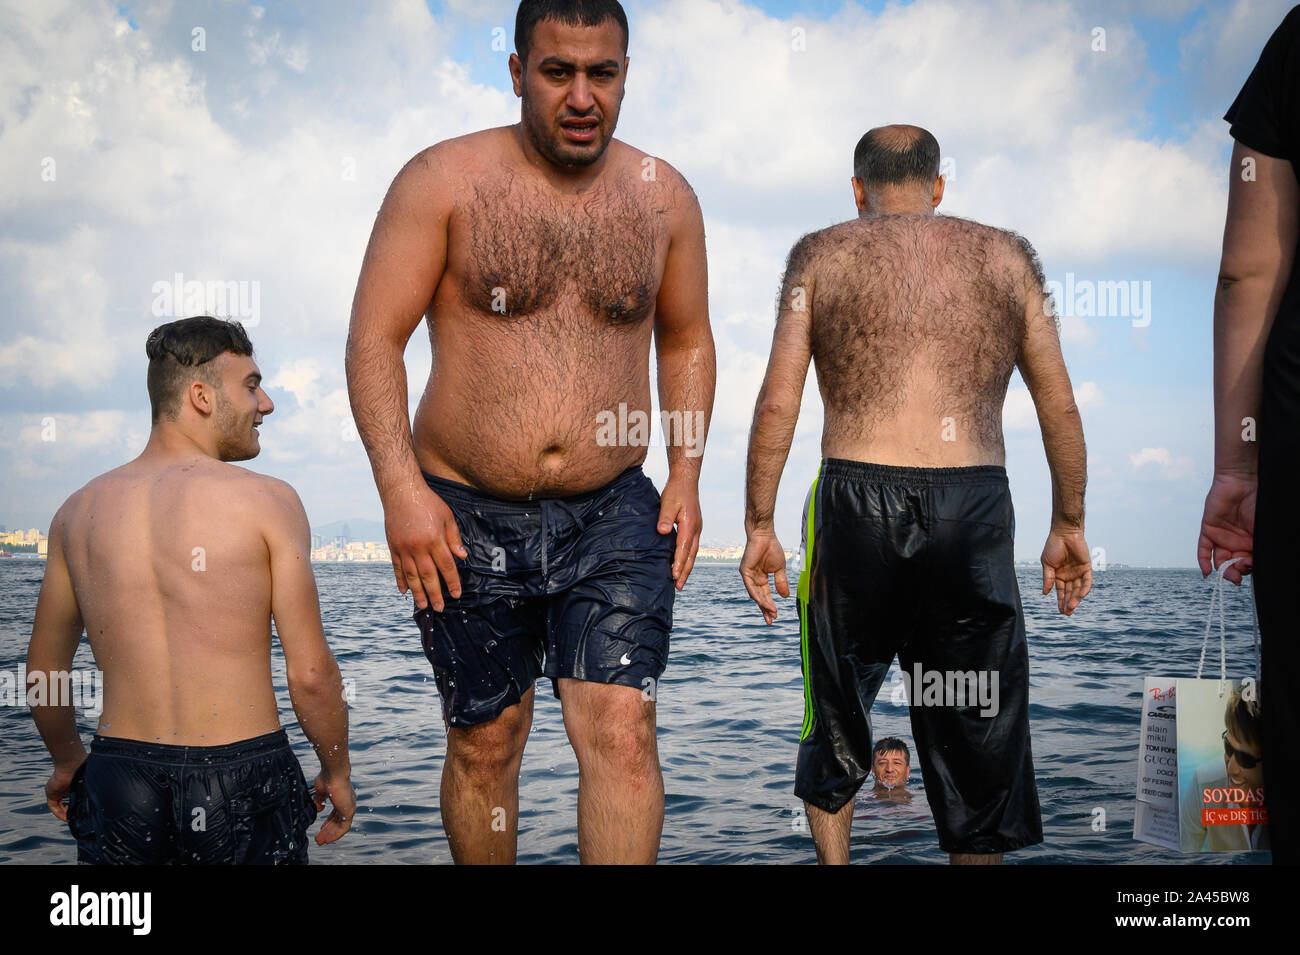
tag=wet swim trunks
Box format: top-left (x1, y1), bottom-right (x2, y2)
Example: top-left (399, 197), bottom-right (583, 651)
top-left (793, 459), bottom-right (1042, 855)
top-left (66, 729), bottom-right (317, 865)
top-left (415, 465), bottom-right (676, 727)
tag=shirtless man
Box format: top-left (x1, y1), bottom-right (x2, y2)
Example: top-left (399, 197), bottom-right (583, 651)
top-left (740, 125), bottom-right (1091, 865)
top-left (345, 0), bottom-right (713, 864)
top-left (27, 316), bottom-right (354, 864)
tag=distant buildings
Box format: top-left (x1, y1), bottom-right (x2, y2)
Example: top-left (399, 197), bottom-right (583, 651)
top-left (309, 537), bottom-right (392, 562)
top-left (0, 528), bottom-right (48, 557)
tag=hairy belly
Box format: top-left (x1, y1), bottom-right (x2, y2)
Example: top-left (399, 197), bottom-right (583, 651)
top-left (414, 384), bottom-right (652, 499)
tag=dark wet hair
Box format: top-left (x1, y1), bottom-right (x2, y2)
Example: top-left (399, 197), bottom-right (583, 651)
top-left (874, 737), bottom-right (911, 763)
top-left (145, 316), bottom-right (253, 423)
top-left (515, 0), bottom-right (629, 65)
top-left (853, 125), bottom-right (941, 187)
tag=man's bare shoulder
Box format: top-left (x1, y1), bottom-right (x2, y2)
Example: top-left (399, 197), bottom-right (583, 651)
top-left (388, 128), bottom-right (515, 199)
top-left (934, 216), bottom-right (1042, 276)
top-left (607, 140), bottom-right (699, 209)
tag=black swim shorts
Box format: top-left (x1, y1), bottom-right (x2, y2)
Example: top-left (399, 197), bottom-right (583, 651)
top-left (66, 729), bottom-right (318, 864)
top-left (415, 465), bottom-right (676, 727)
top-left (793, 459), bottom-right (1042, 855)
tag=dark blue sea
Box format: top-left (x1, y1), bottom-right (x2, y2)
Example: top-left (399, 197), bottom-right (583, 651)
top-left (0, 562), bottom-right (1268, 865)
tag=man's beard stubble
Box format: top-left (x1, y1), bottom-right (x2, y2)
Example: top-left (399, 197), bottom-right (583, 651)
top-left (213, 389), bottom-right (258, 462)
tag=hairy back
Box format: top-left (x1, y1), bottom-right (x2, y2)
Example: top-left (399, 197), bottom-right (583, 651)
top-left (801, 215), bottom-right (1037, 462)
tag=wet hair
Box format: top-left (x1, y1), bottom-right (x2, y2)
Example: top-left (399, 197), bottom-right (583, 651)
top-left (145, 316), bottom-right (253, 423)
top-left (853, 125), bottom-right (941, 188)
top-left (874, 737), bottom-right (911, 764)
top-left (515, 0), bottom-right (629, 65)
top-left (1224, 688), bottom-right (1262, 752)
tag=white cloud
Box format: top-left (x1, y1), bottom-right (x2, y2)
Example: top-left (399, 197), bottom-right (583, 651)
top-left (1004, 380), bottom-right (1102, 431)
top-left (1129, 445), bottom-right (1195, 480)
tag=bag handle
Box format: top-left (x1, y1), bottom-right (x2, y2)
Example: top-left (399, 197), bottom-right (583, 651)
top-left (1195, 557), bottom-right (1260, 697)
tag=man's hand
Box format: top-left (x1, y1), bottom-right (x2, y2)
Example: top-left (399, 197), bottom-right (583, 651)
top-left (1040, 528), bottom-right (1092, 615)
top-left (44, 760), bottom-right (83, 822)
top-left (740, 530), bottom-right (789, 625)
top-left (1197, 472), bottom-right (1256, 585)
top-left (384, 484), bottom-right (467, 611)
top-left (312, 772), bottom-right (356, 846)
top-left (657, 476), bottom-right (702, 590)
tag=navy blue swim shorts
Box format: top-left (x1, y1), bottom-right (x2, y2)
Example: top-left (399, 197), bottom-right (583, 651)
top-left (66, 729), bottom-right (317, 865)
top-left (415, 465), bottom-right (677, 727)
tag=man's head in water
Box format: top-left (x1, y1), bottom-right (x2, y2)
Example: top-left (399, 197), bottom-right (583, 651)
top-left (145, 316), bottom-right (272, 462)
top-left (1222, 690), bottom-right (1264, 792)
top-left (510, 0), bottom-right (629, 169)
top-left (851, 124), bottom-right (944, 217)
top-left (872, 737), bottom-right (911, 790)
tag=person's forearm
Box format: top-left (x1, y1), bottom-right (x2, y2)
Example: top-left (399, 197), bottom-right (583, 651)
top-left (1212, 277), bottom-right (1274, 476)
top-left (656, 335), bottom-right (715, 484)
top-left (745, 391), bottom-right (799, 532)
top-left (288, 662), bottom-right (350, 778)
top-left (345, 329), bottom-right (423, 504)
top-left (1038, 400), bottom-right (1087, 529)
top-left (27, 663), bottom-right (86, 770)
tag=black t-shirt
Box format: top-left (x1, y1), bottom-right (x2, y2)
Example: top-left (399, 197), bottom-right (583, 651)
top-left (1224, 5), bottom-right (1300, 460)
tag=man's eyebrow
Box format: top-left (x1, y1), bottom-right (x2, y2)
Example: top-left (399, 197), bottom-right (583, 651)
top-left (245, 372), bottom-right (262, 385)
top-left (537, 56), bottom-right (621, 72)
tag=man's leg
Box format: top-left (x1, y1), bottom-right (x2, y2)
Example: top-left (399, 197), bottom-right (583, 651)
top-left (440, 686), bottom-right (534, 864)
top-left (806, 800), bottom-right (853, 865)
top-left (909, 472), bottom-right (1042, 864)
top-left (558, 679), bottom-right (662, 864)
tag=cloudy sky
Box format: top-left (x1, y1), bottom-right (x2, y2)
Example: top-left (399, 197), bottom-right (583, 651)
top-left (1, 0), bottom-right (1293, 566)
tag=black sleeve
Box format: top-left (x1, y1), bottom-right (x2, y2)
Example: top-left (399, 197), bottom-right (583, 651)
top-left (1224, 5), bottom-right (1300, 160)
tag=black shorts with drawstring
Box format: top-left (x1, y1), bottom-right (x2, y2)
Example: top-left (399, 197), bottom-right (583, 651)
top-left (414, 465), bottom-right (676, 728)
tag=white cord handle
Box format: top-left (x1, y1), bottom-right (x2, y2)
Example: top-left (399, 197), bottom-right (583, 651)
top-left (1196, 557), bottom-right (1259, 698)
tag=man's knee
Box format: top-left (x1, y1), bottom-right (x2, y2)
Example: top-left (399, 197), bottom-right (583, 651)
top-left (566, 686), bottom-right (658, 775)
top-left (447, 705), bottom-right (531, 782)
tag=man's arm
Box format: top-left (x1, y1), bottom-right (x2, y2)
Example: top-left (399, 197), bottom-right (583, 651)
top-left (1012, 235), bottom-right (1092, 615)
top-left (345, 147), bottom-right (466, 612)
top-left (1198, 142), bottom-right (1299, 584)
top-left (26, 506), bottom-right (88, 820)
top-left (264, 480), bottom-right (354, 845)
top-left (652, 168), bottom-right (716, 591)
top-left (740, 236), bottom-right (816, 624)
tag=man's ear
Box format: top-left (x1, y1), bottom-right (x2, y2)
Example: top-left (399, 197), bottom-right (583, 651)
top-left (851, 177), bottom-right (867, 212)
top-left (932, 175), bottom-right (945, 208)
top-left (509, 52), bottom-right (524, 97)
top-left (187, 379), bottom-right (213, 418)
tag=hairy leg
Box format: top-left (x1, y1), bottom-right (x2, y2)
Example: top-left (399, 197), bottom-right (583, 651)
top-left (440, 686), bottom-right (534, 864)
top-left (806, 799), bottom-right (853, 865)
top-left (559, 679), bottom-right (662, 864)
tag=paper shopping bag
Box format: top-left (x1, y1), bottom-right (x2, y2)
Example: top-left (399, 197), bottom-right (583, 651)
top-left (1133, 559), bottom-right (1266, 853)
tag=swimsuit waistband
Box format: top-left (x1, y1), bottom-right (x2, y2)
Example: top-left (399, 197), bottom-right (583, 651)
top-left (820, 458), bottom-right (1008, 487)
top-left (422, 464), bottom-right (646, 508)
top-left (89, 728), bottom-right (291, 764)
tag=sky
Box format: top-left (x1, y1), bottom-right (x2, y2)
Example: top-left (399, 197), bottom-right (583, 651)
top-left (1, 0), bottom-right (1295, 567)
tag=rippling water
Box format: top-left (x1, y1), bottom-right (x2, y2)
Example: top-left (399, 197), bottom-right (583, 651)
top-left (0, 561), bottom-right (1267, 864)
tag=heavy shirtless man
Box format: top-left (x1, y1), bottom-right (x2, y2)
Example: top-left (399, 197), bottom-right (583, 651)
top-left (27, 317), bottom-right (354, 864)
top-left (740, 125), bottom-right (1092, 864)
top-left (345, 0), bottom-right (713, 864)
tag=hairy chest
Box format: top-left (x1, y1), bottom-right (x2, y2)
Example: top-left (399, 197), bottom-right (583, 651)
top-left (452, 179), bottom-right (667, 326)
